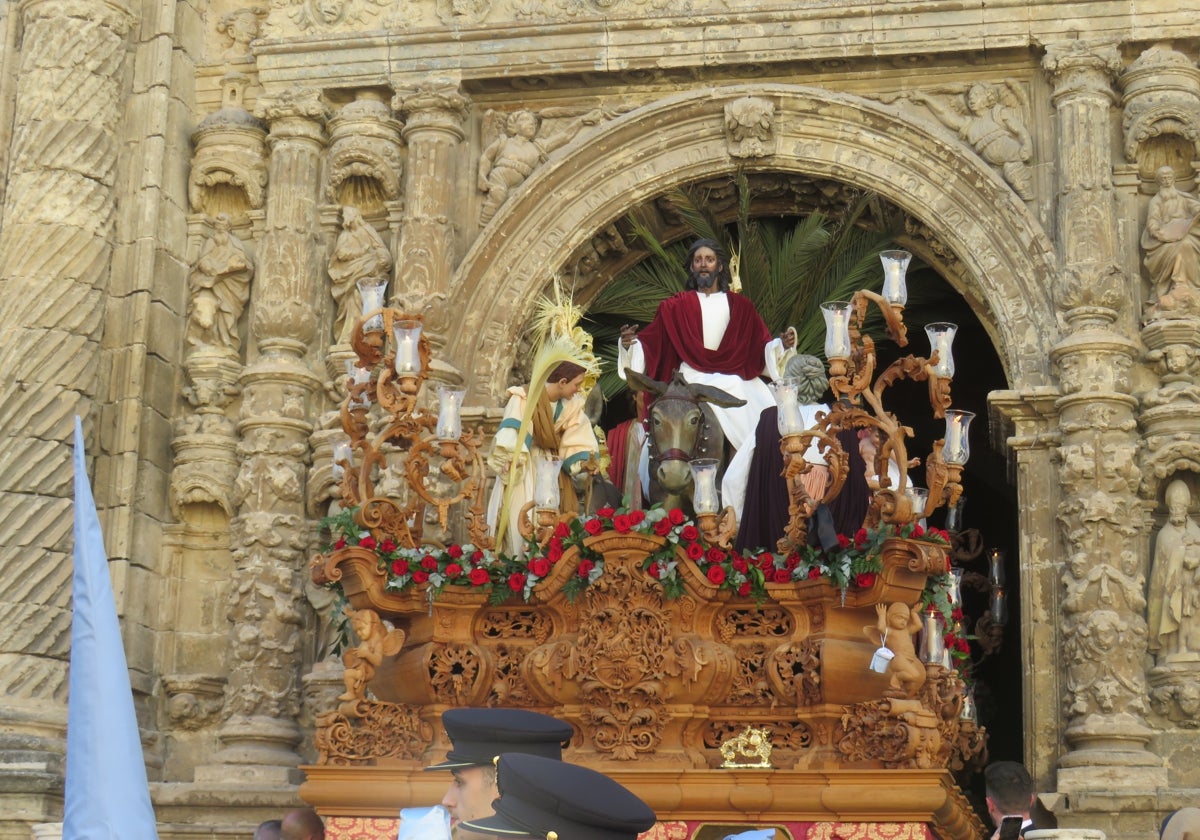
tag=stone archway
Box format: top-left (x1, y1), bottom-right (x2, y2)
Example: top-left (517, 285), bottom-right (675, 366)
top-left (449, 83), bottom-right (1061, 403)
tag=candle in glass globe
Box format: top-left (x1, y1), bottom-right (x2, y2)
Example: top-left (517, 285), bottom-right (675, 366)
top-left (533, 456), bottom-right (563, 509)
top-left (821, 301), bottom-right (853, 360)
top-left (925, 322), bottom-right (958, 378)
top-left (879, 250), bottom-right (911, 306)
top-left (770, 378), bottom-right (806, 436)
top-left (357, 279), bottom-right (388, 333)
top-left (393, 319), bottom-right (422, 374)
top-left (943, 409), bottom-right (974, 465)
top-left (436, 386), bottom-right (466, 441)
top-left (688, 458), bottom-right (721, 515)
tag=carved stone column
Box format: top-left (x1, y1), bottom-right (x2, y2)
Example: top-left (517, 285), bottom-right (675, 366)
top-left (196, 88), bottom-right (327, 787)
top-left (392, 79), bottom-right (468, 368)
top-left (0, 0), bottom-right (133, 817)
top-left (1042, 41), bottom-right (1166, 795)
top-left (988, 388), bottom-right (1061, 786)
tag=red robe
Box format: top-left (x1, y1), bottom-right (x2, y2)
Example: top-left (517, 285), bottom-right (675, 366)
top-left (636, 291), bottom-right (772, 383)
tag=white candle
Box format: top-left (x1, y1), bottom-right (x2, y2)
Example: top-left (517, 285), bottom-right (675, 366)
top-left (436, 387), bottom-right (466, 440)
top-left (821, 301), bottom-right (853, 360)
top-left (689, 458), bottom-right (720, 514)
top-left (925, 322), bottom-right (957, 378)
top-left (921, 609), bottom-right (945, 664)
top-left (880, 250), bottom-right (911, 306)
top-left (943, 410), bottom-right (974, 465)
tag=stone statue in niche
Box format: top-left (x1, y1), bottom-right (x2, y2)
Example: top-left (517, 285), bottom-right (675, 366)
top-left (907, 82), bottom-right (1034, 200)
top-left (215, 6), bottom-right (266, 59)
top-left (477, 107), bottom-right (602, 226)
top-left (1148, 479), bottom-right (1200, 659)
top-left (187, 214), bottom-right (254, 355)
top-left (328, 206), bottom-right (392, 344)
top-left (1142, 166), bottom-right (1200, 319)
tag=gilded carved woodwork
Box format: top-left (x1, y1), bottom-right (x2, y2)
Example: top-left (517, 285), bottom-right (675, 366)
top-left (312, 530), bottom-right (977, 772)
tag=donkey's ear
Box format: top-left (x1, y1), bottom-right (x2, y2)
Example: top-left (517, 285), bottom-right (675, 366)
top-left (690, 382), bottom-right (747, 409)
top-left (625, 368), bottom-right (667, 396)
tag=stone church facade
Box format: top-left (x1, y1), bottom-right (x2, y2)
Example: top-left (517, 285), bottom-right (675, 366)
top-left (1, 0), bottom-right (1200, 836)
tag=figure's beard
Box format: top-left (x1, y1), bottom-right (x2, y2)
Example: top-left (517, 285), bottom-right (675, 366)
top-left (690, 269), bottom-right (718, 290)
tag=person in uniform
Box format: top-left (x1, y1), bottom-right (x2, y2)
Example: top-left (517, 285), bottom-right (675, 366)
top-left (461, 752), bottom-right (657, 840)
top-left (426, 708), bottom-right (574, 840)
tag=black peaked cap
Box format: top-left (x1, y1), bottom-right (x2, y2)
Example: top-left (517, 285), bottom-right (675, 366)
top-left (425, 708), bottom-right (574, 771)
top-left (460, 753), bottom-right (657, 840)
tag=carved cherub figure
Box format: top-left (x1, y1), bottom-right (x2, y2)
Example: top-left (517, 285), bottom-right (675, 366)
top-left (338, 607), bottom-right (405, 714)
top-left (864, 602), bottom-right (927, 697)
top-left (477, 108), bottom-right (602, 226)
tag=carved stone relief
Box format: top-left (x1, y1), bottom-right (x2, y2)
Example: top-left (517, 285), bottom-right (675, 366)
top-left (325, 92), bottom-right (404, 215)
top-left (1119, 43), bottom-right (1200, 178)
top-left (724, 96), bottom-right (776, 158)
top-left (478, 106), bottom-right (603, 226)
top-left (190, 74), bottom-right (269, 222)
top-left (893, 81), bottom-right (1035, 200)
top-left (216, 6), bottom-right (267, 60)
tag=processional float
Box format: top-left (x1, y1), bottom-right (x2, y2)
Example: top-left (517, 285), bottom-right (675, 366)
top-left (305, 252), bottom-right (989, 840)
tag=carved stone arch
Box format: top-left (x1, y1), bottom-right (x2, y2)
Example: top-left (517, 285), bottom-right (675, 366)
top-left (448, 84), bottom-right (1060, 403)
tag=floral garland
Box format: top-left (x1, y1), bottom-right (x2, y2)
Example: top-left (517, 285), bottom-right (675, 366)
top-left (320, 505), bottom-right (956, 608)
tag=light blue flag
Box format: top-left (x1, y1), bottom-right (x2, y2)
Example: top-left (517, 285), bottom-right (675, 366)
top-left (64, 418), bottom-right (159, 840)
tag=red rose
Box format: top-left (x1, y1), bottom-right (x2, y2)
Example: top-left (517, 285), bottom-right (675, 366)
top-left (653, 518), bottom-right (673, 536)
top-left (836, 533), bottom-right (851, 549)
top-left (680, 525), bottom-right (699, 541)
top-left (445, 563), bottom-right (463, 578)
top-left (421, 554), bottom-right (438, 570)
top-left (686, 542), bottom-right (704, 561)
top-left (706, 565), bottom-right (726, 585)
top-left (584, 518), bottom-right (604, 536)
top-left (469, 568), bottom-right (490, 586)
top-left (951, 608), bottom-right (965, 622)
top-left (380, 538), bottom-right (397, 553)
top-left (854, 572), bottom-right (877, 589)
top-left (391, 559), bottom-right (410, 576)
top-left (613, 514), bottom-right (632, 533)
top-left (508, 572), bottom-right (527, 592)
top-left (629, 510), bottom-right (646, 525)
top-left (912, 525), bottom-right (925, 538)
top-left (773, 568), bottom-right (791, 584)
top-left (554, 521), bottom-right (571, 539)
top-left (945, 555), bottom-right (952, 572)
top-left (529, 557), bottom-right (551, 578)
top-left (706, 546), bottom-right (726, 564)
top-left (412, 570), bottom-right (429, 584)
top-left (547, 544), bottom-right (564, 563)
top-left (785, 553), bottom-right (801, 571)
top-left (807, 566), bottom-right (821, 580)
top-left (472, 550), bottom-right (484, 563)
top-left (577, 558), bottom-right (595, 577)
top-left (334, 537), bottom-right (346, 549)
top-left (647, 562), bottom-right (662, 579)
top-left (737, 581), bottom-right (752, 597)
top-left (956, 637), bottom-right (970, 653)
top-left (758, 553), bottom-right (775, 571)
top-left (359, 536), bottom-right (377, 550)
top-left (854, 528), bottom-right (867, 548)
top-left (597, 506), bottom-right (616, 519)
top-left (732, 556), bottom-right (749, 574)
top-left (447, 544), bottom-right (463, 559)
top-left (668, 508), bottom-right (686, 525)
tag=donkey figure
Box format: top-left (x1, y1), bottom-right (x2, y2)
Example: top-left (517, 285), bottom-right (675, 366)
top-left (624, 369), bottom-right (746, 514)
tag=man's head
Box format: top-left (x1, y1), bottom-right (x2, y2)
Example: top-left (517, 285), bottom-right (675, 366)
top-left (683, 238), bottom-right (732, 293)
top-left (254, 820), bottom-right (283, 840)
top-left (426, 708), bottom-right (574, 840)
top-left (984, 761), bottom-right (1034, 824)
top-left (280, 808), bottom-right (324, 840)
top-left (461, 753), bottom-right (657, 840)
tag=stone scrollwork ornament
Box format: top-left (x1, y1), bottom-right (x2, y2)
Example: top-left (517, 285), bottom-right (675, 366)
top-left (724, 96), bottom-right (776, 158)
